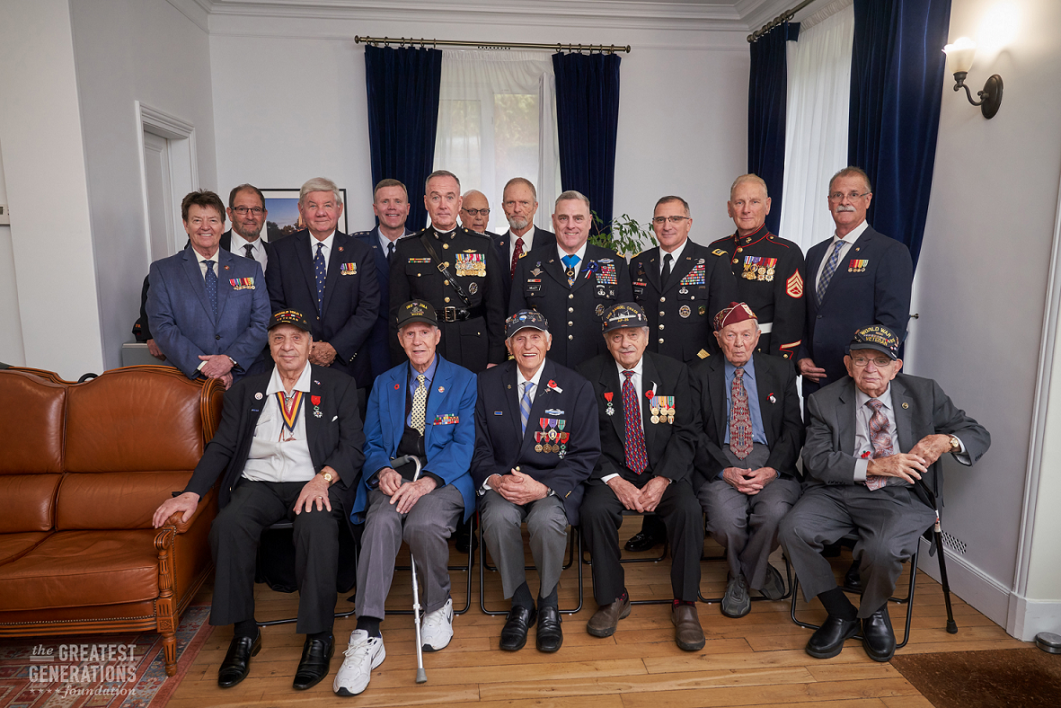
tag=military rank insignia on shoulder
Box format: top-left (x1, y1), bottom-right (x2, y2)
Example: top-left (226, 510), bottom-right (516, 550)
top-left (712, 249), bottom-right (728, 257)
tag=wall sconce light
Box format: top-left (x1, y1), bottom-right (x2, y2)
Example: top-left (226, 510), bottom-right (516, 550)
top-left (943, 37), bottom-right (1003, 119)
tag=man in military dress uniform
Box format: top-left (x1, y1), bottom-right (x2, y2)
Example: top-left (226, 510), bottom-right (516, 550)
top-left (509, 190), bottom-right (632, 369)
top-left (709, 174), bottom-right (806, 361)
top-left (389, 170), bottom-right (507, 373)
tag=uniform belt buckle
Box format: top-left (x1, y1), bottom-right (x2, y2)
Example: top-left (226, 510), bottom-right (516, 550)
top-left (441, 306), bottom-right (458, 322)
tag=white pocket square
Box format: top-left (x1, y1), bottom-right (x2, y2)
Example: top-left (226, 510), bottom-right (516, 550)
top-left (332, 415), bottom-right (338, 422)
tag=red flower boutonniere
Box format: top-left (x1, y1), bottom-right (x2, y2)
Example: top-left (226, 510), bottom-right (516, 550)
top-left (547, 380), bottom-right (563, 394)
top-left (768, 393), bottom-right (776, 404)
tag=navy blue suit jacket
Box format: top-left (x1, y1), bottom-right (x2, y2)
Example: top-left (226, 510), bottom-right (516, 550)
top-left (353, 355), bottom-right (477, 523)
top-left (146, 248), bottom-right (269, 381)
top-left (471, 359), bottom-right (600, 525)
top-left (266, 230), bottom-right (381, 388)
top-left (799, 225), bottom-right (913, 394)
top-left (352, 227), bottom-right (414, 386)
top-left (493, 226), bottom-right (556, 303)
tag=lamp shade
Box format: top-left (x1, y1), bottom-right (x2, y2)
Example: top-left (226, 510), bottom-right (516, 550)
top-left (943, 37), bottom-right (978, 73)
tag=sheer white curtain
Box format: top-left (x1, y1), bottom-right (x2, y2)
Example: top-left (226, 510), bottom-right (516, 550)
top-left (778, 0), bottom-right (855, 253)
top-left (434, 50), bottom-right (560, 235)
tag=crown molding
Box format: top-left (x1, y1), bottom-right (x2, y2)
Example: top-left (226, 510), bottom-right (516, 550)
top-left (166, 0), bottom-right (212, 32)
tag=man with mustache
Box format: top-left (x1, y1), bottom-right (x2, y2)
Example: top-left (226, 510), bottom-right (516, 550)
top-left (494, 177), bottom-right (556, 307)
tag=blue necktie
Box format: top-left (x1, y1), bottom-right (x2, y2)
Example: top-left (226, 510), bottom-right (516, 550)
top-left (562, 254), bottom-right (580, 287)
top-left (314, 242), bottom-right (326, 310)
top-left (520, 381), bottom-right (534, 435)
top-left (204, 260), bottom-right (218, 320)
top-left (816, 240), bottom-right (844, 307)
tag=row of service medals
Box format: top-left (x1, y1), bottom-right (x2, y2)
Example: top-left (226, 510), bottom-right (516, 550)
top-left (455, 253), bottom-right (486, 277)
top-left (650, 395), bottom-right (675, 425)
top-left (535, 418), bottom-right (569, 458)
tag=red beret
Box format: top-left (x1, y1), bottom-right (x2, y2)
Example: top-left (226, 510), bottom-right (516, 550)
top-left (712, 302), bottom-right (758, 332)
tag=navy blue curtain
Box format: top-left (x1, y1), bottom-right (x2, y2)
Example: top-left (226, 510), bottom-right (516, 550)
top-left (849, 0), bottom-right (951, 269)
top-left (748, 22), bottom-right (798, 236)
top-left (552, 52), bottom-right (621, 234)
top-left (364, 45), bottom-right (443, 230)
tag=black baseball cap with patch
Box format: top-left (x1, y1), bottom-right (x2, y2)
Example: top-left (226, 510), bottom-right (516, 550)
top-left (505, 310), bottom-right (549, 339)
top-left (268, 309), bottom-right (311, 332)
top-left (396, 299), bottom-right (438, 328)
top-left (847, 324), bottom-right (900, 360)
top-left (601, 302), bottom-right (649, 333)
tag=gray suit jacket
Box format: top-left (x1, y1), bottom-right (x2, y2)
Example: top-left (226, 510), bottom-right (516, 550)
top-left (803, 373), bottom-right (990, 508)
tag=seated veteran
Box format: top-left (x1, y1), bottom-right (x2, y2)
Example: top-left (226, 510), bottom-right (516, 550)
top-left (151, 309), bottom-right (364, 691)
top-left (334, 300), bottom-right (476, 697)
top-left (780, 325), bottom-right (990, 662)
top-left (690, 302), bottom-right (804, 618)
top-left (471, 310), bottom-right (600, 653)
top-left (576, 303), bottom-right (705, 651)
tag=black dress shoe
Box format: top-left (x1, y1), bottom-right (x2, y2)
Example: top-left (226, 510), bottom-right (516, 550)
top-left (218, 630), bottom-right (261, 688)
top-left (624, 531), bottom-right (663, 553)
top-left (843, 561), bottom-right (863, 594)
top-left (862, 606), bottom-right (896, 662)
top-left (536, 606), bottom-right (563, 653)
top-left (805, 615), bottom-right (860, 659)
top-left (500, 605), bottom-right (536, 651)
top-left (292, 634), bottom-right (334, 690)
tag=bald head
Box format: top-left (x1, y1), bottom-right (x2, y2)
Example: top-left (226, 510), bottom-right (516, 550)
top-left (460, 190), bottom-right (490, 233)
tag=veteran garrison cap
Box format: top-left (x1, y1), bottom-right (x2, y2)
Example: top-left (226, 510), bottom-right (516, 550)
top-left (396, 299), bottom-right (438, 328)
top-left (268, 309), bottom-right (311, 332)
top-left (712, 301), bottom-right (758, 332)
top-left (847, 324), bottom-right (900, 360)
top-left (505, 310), bottom-right (549, 339)
top-left (601, 302), bottom-right (649, 333)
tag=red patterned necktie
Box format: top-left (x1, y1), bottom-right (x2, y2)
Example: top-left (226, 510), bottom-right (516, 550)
top-left (511, 237), bottom-right (524, 278)
top-left (866, 399), bottom-right (892, 490)
top-left (622, 370), bottom-right (648, 475)
top-left (729, 367), bottom-right (753, 460)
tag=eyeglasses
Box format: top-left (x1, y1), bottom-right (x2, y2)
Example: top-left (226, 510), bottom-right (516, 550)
top-left (232, 206), bottom-right (265, 215)
top-left (850, 355), bottom-right (893, 368)
top-left (462, 208), bottom-right (490, 216)
top-left (829, 191), bottom-right (871, 202)
top-left (651, 215), bottom-right (689, 225)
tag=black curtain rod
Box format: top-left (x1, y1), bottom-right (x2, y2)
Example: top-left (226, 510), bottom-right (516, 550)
top-left (354, 36), bottom-right (630, 54)
top-left (748, 0), bottom-right (816, 42)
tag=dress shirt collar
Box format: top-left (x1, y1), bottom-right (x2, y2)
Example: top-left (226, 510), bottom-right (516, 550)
top-left (309, 231), bottom-right (335, 259)
top-left (614, 356), bottom-right (645, 384)
top-left (230, 231), bottom-right (267, 253)
top-left (659, 239), bottom-right (687, 271)
top-left (510, 228), bottom-right (535, 252)
top-left (855, 382), bottom-right (894, 413)
top-left (831, 219), bottom-right (869, 247)
top-left (557, 241), bottom-right (588, 266)
top-left (518, 360), bottom-right (547, 390)
top-left (377, 227), bottom-right (401, 254)
top-left (266, 361), bottom-right (312, 397)
top-left (408, 355), bottom-right (439, 388)
top-left (724, 355), bottom-right (757, 384)
top-left (193, 247), bottom-right (219, 278)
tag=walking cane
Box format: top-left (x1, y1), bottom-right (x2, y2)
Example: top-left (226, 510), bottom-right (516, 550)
top-left (391, 454), bottom-right (429, 683)
top-left (914, 478), bottom-right (958, 634)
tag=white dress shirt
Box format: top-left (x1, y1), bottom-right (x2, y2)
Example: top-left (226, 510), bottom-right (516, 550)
top-left (814, 220), bottom-right (869, 292)
top-left (508, 228), bottom-right (536, 265)
top-left (557, 242), bottom-right (589, 279)
top-left (659, 239), bottom-right (687, 275)
top-left (242, 363), bottom-right (316, 484)
top-left (602, 356), bottom-right (652, 482)
top-left (230, 231), bottom-right (269, 271)
top-left (377, 227), bottom-right (401, 259)
top-left (193, 248), bottom-right (219, 280)
top-left (309, 231), bottom-right (336, 268)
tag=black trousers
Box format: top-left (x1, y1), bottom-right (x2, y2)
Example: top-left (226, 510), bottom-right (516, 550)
top-left (209, 479), bottom-right (347, 635)
top-left (581, 477), bottom-right (703, 603)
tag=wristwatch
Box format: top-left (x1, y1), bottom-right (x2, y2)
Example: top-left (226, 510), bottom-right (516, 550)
top-left (321, 471), bottom-right (334, 485)
top-left (948, 436), bottom-right (961, 453)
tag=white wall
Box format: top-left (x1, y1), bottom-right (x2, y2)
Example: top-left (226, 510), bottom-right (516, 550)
top-left (0, 139), bottom-right (26, 366)
top-left (208, 14), bottom-right (748, 246)
top-left (69, 0), bottom-right (218, 370)
top-left (910, 0), bottom-right (1061, 638)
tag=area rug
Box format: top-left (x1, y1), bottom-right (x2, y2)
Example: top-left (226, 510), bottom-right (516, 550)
top-left (890, 647), bottom-right (1061, 708)
top-left (0, 605), bottom-right (213, 708)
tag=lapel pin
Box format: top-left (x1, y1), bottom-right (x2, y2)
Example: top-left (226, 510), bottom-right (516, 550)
top-left (338, 246), bottom-right (344, 252)
top-left (394, 383), bottom-right (400, 390)
top-left (438, 386), bottom-right (445, 393)
top-left (224, 265), bottom-right (230, 270)
top-left (768, 393), bottom-right (776, 404)
top-left (902, 402), bottom-right (909, 409)
top-left (254, 392), bottom-right (263, 400)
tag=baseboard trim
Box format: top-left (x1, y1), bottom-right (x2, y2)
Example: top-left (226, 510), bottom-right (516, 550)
top-left (916, 537), bottom-right (1011, 630)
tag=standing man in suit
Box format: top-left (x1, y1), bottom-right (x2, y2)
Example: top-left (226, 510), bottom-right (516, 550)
top-left (147, 190), bottom-right (269, 388)
top-left (709, 174), bottom-right (805, 361)
top-left (495, 177), bottom-right (556, 303)
top-left (472, 310), bottom-right (600, 653)
top-left (577, 303), bottom-right (705, 651)
top-left (691, 302), bottom-right (804, 618)
top-left (459, 190), bottom-right (491, 234)
top-left (390, 170), bottom-right (507, 373)
top-left (510, 191), bottom-right (632, 368)
top-left (225, 184), bottom-right (273, 272)
top-left (152, 309), bottom-right (364, 691)
top-left (797, 167), bottom-right (913, 398)
top-left (266, 177), bottom-right (381, 393)
top-left (333, 301), bottom-right (476, 696)
top-left (352, 179), bottom-right (414, 387)
top-left (781, 325), bottom-right (990, 662)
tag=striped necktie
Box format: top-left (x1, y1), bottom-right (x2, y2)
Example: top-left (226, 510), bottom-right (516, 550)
top-left (816, 240), bottom-right (844, 307)
top-left (520, 381), bottom-right (534, 435)
top-left (622, 370), bottom-right (648, 475)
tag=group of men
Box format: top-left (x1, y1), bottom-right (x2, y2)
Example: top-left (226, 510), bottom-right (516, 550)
top-left (147, 165), bottom-right (989, 697)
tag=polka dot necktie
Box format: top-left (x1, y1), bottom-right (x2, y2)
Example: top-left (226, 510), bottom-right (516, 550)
top-left (622, 370), bottom-right (648, 475)
top-left (866, 399), bottom-right (893, 490)
top-left (204, 260), bottom-right (218, 321)
top-left (314, 242), bottom-right (326, 311)
top-left (410, 374), bottom-right (427, 436)
top-left (511, 237), bottom-right (524, 278)
top-left (729, 367), bottom-right (753, 460)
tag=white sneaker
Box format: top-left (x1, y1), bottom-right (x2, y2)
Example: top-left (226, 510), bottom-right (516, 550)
top-left (333, 630), bottom-right (385, 697)
top-left (420, 597), bottom-right (454, 652)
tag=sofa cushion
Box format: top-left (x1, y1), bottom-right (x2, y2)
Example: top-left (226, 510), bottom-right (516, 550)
top-left (0, 475), bottom-right (62, 533)
top-left (0, 532), bottom-right (51, 565)
top-left (0, 530), bottom-right (161, 611)
top-left (56, 471), bottom-right (192, 531)
top-left (0, 373), bottom-right (65, 475)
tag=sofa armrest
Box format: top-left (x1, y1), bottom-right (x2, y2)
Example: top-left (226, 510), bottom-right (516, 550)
top-left (160, 487), bottom-right (217, 535)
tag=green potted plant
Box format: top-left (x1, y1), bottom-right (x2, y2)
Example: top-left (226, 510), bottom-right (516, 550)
top-left (590, 211), bottom-right (657, 259)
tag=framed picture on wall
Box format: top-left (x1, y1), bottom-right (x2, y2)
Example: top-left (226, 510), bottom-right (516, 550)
top-left (261, 188), bottom-right (348, 242)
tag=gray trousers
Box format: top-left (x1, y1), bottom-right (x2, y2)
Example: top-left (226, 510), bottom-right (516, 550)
top-left (698, 476), bottom-right (801, 589)
top-left (479, 490), bottom-right (569, 599)
top-left (778, 484), bottom-right (936, 618)
top-left (355, 484), bottom-right (464, 620)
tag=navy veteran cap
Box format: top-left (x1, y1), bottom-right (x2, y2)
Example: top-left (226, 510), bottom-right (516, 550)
top-left (268, 309), bottom-right (311, 332)
top-left (396, 299), bottom-right (438, 328)
top-left (506, 309), bottom-right (549, 339)
top-left (602, 302), bottom-right (649, 333)
top-left (848, 324), bottom-right (900, 360)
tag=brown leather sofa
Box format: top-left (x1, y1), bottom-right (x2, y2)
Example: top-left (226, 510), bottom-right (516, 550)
top-left (0, 365), bottom-right (223, 676)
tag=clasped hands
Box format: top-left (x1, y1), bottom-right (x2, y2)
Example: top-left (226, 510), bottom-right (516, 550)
top-left (197, 354), bottom-right (234, 389)
top-left (309, 341), bottom-right (337, 367)
top-left (488, 469), bottom-right (549, 505)
top-left (606, 475), bottom-right (670, 513)
top-left (722, 466), bottom-right (778, 495)
top-left (379, 467), bottom-right (438, 514)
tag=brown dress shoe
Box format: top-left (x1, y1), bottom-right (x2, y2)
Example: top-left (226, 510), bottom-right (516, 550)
top-left (586, 596), bottom-right (632, 637)
top-left (672, 604), bottom-right (706, 651)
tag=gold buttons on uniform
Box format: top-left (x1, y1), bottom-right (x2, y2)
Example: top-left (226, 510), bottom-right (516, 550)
top-left (568, 307), bottom-right (574, 313)
top-left (444, 280), bottom-right (449, 285)
top-left (443, 244), bottom-right (449, 250)
top-left (568, 321), bottom-right (573, 326)
top-left (444, 297), bottom-right (450, 303)
top-left (658, 338), bottom-right (664, 344)
top-left (736, 247), bottom-right (743, 253)
top-left (568, 294), bottom-right (574, 299)
top-left (660, 296), bottom-right (666, 303)
top-left (732, 259), bottom-right (738, 264)
top-left (659, 324), bottom-right (665, 330)
top-left (568, 335), bottom-right (573, 340)
top-left (659, 311), bottom-right (665, 317)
